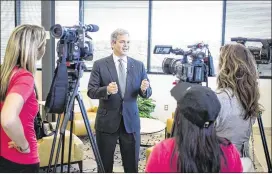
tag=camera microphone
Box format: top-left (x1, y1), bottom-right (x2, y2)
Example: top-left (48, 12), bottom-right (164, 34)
top-left (231, 37), bottom-right (248, 42)
top-left (187, 43), bottom-right (201, 48)
top-left (187, 43), bottom-right (208, 49)
top-left (85, 24), bottom-right (99, 32)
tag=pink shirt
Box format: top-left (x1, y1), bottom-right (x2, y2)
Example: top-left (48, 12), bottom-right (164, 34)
top-left (146, 138), bottom-right (243, 173)
top-left (0, 67), bottom-right (39, 164)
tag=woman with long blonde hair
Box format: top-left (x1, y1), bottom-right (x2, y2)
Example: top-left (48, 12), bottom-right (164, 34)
top-left (0, 24), bottom-right (46, 172)
top-left (215, 43), bottom-right (263, 171)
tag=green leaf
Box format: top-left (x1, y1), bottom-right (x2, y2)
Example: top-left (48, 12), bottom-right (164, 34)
top-left (137, 96), bottom-right (156, 119)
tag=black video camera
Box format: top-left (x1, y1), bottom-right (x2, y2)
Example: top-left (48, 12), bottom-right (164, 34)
top-left (231, 37), bottom-right (272, 64)
top-left (50, 24), bottom-right (99, 63)
top-left (154, 43), bottom-right (215, 84)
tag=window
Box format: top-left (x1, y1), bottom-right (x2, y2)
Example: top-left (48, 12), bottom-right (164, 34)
top-left (21, 1), bottom-right (41, 25)
top-left (1, 1), bottom-right (15, 64)
top-left (150, 1), bottom-right (223, 73)
top-left (20, 0), bottom-right (42, 68)
top-left (225, 1), bottom-right (271, 77)
top-left (84, 1), bottom-right (149, 70)
top-left (54, 1), bottom-right (79, 67)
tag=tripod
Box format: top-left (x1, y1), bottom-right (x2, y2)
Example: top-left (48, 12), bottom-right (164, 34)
top-left (257, 112), bottom-right (272, 173)
top-left (46, 62), bottom-right (105, 173)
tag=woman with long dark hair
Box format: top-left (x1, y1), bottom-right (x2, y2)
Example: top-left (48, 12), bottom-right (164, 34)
top-left (215, 43), bottom-right (263, 171)
top-left (145, 86), bottom-right (242, 172)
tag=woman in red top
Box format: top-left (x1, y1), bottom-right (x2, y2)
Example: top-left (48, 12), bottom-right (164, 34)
top-left (146, 85), bottom-right (243, 173)
top-left (0, 24), bottom-right (46, 172)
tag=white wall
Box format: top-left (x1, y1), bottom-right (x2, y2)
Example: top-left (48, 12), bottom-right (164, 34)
top-left (35, 71), bottom-right (271, 128)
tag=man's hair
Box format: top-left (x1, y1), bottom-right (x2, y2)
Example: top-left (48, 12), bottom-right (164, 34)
top-left (110, 28), bottom-right (129, 43)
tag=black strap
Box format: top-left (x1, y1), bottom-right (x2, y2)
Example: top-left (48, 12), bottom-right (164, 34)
top-left (34, 84), bottom-right (55, 138)
top-left (34, 84), bottom-right (42, 119)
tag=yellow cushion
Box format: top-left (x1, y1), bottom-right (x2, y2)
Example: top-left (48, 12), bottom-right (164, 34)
top-left (87, 106), bottom-right (98, 113)
top-left (166, 118), bottom-right (174, 134)
top-left (38, 130), bottom-right (84, 167)
top-left (146, 146), bottom-right (154, 163)
top-left (65, 112), bottom-right (97, 136)
top-left (57, 111), bottom-right (96, 136)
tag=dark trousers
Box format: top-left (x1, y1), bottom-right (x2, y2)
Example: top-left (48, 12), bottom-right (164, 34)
top-left (96, 117), bottom-right (140, 173)
top-left (0, 156), bottom-right (39, 173)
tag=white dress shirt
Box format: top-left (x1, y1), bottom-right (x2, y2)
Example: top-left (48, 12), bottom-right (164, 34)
top-left (106, 53), bottom-right (128, 95)
top-left (112, 53), bottom-right (128, 77)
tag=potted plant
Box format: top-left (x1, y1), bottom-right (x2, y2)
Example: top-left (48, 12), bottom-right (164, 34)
top-left (137, 96), bottom-right (156, 119)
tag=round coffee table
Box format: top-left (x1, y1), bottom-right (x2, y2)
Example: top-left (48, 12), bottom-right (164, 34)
top-left (140, 118), bottom-right (166, 147)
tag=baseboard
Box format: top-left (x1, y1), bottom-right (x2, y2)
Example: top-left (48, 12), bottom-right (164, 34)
top-left (252, 127), bottom-right (271, 172)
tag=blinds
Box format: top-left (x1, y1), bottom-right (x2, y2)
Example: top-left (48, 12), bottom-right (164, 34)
top-left (20, 0), bottom-right (42, 68)
top-left (1, 1), bottom-right (15, 65)
top-left (21, 1), bottom-right (41, 25)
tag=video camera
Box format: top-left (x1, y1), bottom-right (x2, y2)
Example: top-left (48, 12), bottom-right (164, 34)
top-left (231, 37), bottom-right (272, 64)
top-left (50, 23), bottom-right (99, 64)
top-left (153, 43), bottom-right (215, 84)
top-left (46, 23), bottom-right (105, 172)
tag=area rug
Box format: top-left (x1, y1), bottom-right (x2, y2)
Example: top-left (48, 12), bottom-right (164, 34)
top-left (40, 131), bottom-right (165, 173)
top-left (40, 130), bottom-right (264, 173)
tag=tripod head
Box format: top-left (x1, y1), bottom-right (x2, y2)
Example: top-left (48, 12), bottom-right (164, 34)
top-left (66, 61), bottom-right (86, 81)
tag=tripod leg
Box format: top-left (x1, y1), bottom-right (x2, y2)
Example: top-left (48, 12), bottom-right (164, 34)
top-left (60, 131), bottom-right (65, 173)
top-left (47, 114), bottom-right (61, 173)
top-left (54, 75), bottom-right (80, 173)
top-left (257, 115), bottom-right (272, 172)
top-left (67, 105), bottom-right (75, 173)
top-left (76, 94), bottom-right (105, 173)
top-left (54, 111), bottom-right (73, 172)
top-left (53, 133), bottom-right (63, 172)
top-left (56, 109), bottom-right (74, 172)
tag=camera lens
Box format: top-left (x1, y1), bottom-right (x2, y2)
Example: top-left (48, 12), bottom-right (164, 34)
top-left (162, 57), bottom-right (181, 74)
top-left (50, 24), bottom-right (64, 38)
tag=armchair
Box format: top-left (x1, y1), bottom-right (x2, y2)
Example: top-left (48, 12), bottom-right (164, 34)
top-left (37, 123), bottom-right (84, 172)
top-left (146, 112), bottom-right (175, 163)
top-left (66, 110), bottom-right (97, 136)
top-left (59, 107), bottom-right (97, 136)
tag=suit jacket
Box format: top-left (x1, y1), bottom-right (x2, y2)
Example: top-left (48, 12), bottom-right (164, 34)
top-left (87, 55), bottom-right (152, 134)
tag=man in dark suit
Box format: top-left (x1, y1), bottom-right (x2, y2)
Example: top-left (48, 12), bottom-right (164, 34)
top-left (87, 28), bottom-right (152, 173)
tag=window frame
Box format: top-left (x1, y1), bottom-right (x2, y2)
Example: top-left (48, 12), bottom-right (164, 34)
top-left (10, 0), bottom-right (271, 79)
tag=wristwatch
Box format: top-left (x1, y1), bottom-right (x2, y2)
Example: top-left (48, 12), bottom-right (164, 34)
top-left (18, 144), bottom-right (29, 152)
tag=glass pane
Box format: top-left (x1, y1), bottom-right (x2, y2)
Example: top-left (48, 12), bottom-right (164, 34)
top-left (54, 1), bottom-right (79, 67)
top-left (84, 1), bottom-right (149, 70)
top-left (225, 1), bottom-right (271, 77)
top-left (21, 1), bottom-right (41, 25)
top-left (150, 1), bottom-right (223, 73)
top-left (20, 0), bottom-right (42, 68)
top-left (1, 1), bottom-right (15, 64)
